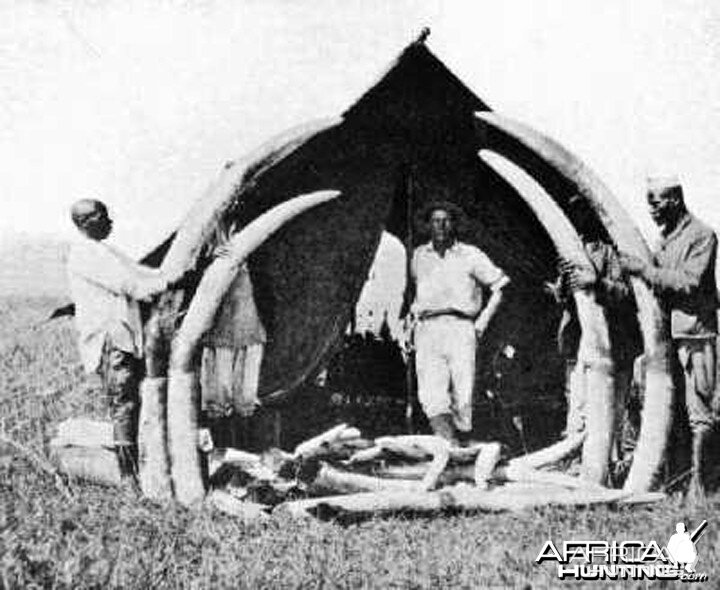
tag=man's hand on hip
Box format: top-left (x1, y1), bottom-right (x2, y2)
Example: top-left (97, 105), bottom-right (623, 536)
top-left (400, 313), bottom-right (416, 353)
top-left (474, 314), bottom-right (489, 338)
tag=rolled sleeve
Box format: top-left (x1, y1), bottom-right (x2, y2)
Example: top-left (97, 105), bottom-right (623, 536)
top-left (410, 249), bottom-right (419, 281)
top-left (471, 249), bottom-right (507, 289)
top-left (72, 241), bottom-right (167, 301)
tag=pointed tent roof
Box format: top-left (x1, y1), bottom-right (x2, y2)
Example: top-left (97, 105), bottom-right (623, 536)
top-left (344, 36), bottom-right (489, 120)
top-left (159, 39), bottom-right (564, 401)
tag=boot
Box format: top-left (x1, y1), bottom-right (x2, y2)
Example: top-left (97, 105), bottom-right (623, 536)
top-left (429, 413), bottom-right (458, 446)
top-left (116, 444), bottom-right (140, 495)
top-left (687, 426), bottom-right (711, 507)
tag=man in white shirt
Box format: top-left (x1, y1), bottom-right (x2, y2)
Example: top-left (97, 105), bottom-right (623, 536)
top-left (67, 199), bottom-right (173, 481)
top-left (409, 202), bottom-right (509, 444)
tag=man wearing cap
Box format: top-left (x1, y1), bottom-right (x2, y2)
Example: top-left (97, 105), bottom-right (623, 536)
top-left (409, 202), bottom-right (509, 444)
top-left (619, 177), bottom-right (718, 501)
top-left (67, 199), bottom-right (177, 484)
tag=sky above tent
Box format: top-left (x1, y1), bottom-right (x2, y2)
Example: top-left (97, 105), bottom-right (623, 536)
top-left (4, 0), bottom-right (720, 256)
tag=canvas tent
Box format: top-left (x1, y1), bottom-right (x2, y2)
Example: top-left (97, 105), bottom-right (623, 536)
top-left (150, 39), bottom-right (575, 399)
top-left (70, 36), bottom-right (673, 503)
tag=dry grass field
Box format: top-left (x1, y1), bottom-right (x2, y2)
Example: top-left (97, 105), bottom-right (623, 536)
top-left (1, 296), bottom-right (719, 589)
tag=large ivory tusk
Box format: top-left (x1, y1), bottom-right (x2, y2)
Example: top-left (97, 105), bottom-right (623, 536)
top-left (137, 377), bottom-right (173, 501)
top-left (476, 113), bottom-right (648, 254)
top-left (375, 435), bottom-right (451, 490)
top-left (309, 463), bottom-right (421, 494)
top-left (479, 151), bottom-right (614, 485)
top-left (293, 424), bottom-right (351, 459)
top-left (140, 121), bottom-right (341, 503)
top-left (171, 189), bottom-right (341, 372)
top-left (476, 113), bottom-right (672, 493)
top-left (508, 430), bottom-right (586, 470)
top-left (493, 465), bottom-right (605, 490)
top-left (474, 442), bottom-right (502, 489)
top-left (274, 485), bottom-right (634, 519)
top-left (366, 457), bottom-right (650, 494)
top-left (347, 446), bottom-right (385, 464)
top-left (160, 118), bottom-right (341, 280)
top-left (167, 189), bottom-right (342, 506)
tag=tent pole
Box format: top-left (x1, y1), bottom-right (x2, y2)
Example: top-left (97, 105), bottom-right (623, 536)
top-left (404, 167), bottom-right (416, 434)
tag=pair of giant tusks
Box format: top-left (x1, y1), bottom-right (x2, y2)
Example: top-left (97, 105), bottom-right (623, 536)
top-left (478, 150), bottom-right (614, 485)
top-left (167, 190), bottom-right (341, 506)
top-left (476, 112), bottom-right (671, 493)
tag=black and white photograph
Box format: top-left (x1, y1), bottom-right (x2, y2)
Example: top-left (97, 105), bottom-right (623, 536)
top-left (2, 1), bottom-right (720, 587)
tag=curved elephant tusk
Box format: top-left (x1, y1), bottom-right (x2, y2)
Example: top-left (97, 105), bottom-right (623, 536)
top-left (475, 112), bottom-right (649, 256)
top-left (479, 150), bottom-right (614, 484)
top-left (160, 118), bottom-right (342, 281)
top-left (171, 189), bottom-right (341, 372)
top-left (476, 113), bottom-right (672, 493)
top-left (139, 119), bottom-right (342, 503)
top-left (167, 189), bottom-right (341, 506)
top-left (508, 430), bottom-right (587, 470)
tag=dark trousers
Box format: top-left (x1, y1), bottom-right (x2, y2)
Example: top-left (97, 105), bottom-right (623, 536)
top-left (99, 345), bottom-right (143, 476)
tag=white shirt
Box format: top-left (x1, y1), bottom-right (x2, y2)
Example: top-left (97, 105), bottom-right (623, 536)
top-left (67, 236), bottom-right (167, 372)
top-left (411, 241), bottom-right (506, 318)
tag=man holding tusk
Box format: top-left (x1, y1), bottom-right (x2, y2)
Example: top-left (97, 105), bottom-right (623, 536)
top-left (555, 196), bottom-right (643, 462)
top-left (406, 201), bottom-right (509, 445)
top-left (618, 176), bottom-right (718, 503)
top-left (67, 199), bottom-right (185, 487)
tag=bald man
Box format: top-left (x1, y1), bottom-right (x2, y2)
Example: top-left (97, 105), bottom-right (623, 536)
top-left (67, 199), bottom-right (172, 483)
top-left (619, 177), bottom-right (718, 503)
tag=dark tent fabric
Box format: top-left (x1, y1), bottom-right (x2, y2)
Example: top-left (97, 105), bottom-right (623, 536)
top-left (59, 40), bottom-right (615, 405)
top-left (171, 40), bottom-right (571, 400)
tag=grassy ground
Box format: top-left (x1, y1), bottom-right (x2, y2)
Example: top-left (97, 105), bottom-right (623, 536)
top-left (1, 297), bottom-right (719, 589)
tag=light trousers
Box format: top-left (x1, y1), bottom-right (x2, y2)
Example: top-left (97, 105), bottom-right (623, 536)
top-left (415, 316), bottom-right (476, 432)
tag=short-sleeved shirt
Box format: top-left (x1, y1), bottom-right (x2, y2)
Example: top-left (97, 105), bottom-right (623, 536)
top-left (411, 241), bottom-right (506, 318)
top-left (68, 236), bottom-right (167, 372)
top-left (648, 213), bottom-right (718, 339)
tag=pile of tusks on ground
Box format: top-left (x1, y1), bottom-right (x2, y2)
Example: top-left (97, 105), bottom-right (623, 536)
top-left (50, 419), bottom-right (664, 521)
